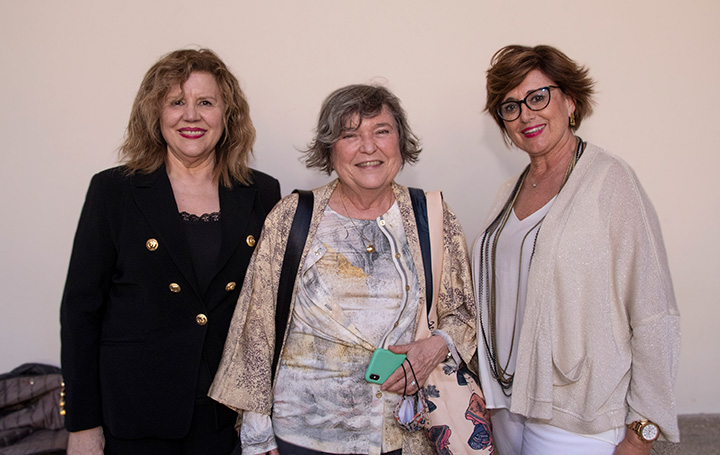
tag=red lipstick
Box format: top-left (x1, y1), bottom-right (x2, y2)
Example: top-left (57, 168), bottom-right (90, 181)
top-left (522, 124), bottom-right (545, 138)
top-left (178, 127), bottom-right (206, 139)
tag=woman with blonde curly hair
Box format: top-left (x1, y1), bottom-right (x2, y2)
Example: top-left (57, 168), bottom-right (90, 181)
top-left (60, 48), bottom-right (280, 454)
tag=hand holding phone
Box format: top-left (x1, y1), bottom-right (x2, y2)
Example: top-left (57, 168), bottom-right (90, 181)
top-left (365, 348), bottom-right (407, 384)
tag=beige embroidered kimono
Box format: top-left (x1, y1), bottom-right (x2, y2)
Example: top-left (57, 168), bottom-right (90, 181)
top-left (209, 180), bottom-right (477, 453)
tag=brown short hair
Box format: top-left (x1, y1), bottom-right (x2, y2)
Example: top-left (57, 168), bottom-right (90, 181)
top-left (119, 48), bottom-right (255, 187)
top-left (485, 45), bottom-right (595, 140)
top-left (302, 84), bottom-right (421, 174)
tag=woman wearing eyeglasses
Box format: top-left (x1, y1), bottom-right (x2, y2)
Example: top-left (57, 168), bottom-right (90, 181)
top-left (471, 44), bottom-right (680, 455)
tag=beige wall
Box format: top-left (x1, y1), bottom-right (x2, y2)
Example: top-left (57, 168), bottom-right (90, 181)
top-left (1, 0), bottom-right (717, 413)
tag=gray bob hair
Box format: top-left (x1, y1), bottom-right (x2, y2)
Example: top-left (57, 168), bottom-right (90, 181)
top-left (302, 84), bottom-right (422, 174)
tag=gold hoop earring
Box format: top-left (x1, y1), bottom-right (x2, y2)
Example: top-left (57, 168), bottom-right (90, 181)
top-left (569, 113), bottom-right (576, 127)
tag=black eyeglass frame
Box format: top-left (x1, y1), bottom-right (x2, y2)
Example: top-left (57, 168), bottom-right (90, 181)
top-left (496, 85), bottom-right (560, 122)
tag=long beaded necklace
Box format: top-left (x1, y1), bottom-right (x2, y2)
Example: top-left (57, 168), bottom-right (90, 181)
top-left (339, 184), bottom-right (379, 254)
top-left (479, 137), bottom-right (585, 396)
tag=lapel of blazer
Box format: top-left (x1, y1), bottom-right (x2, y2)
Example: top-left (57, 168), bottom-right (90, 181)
top-left (131, 165), bottom-right (202, 299)
top-left (216, 182), bottom-right (257, 277)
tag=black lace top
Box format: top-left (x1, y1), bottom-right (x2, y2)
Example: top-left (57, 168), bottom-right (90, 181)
top-left (180, 211), bottom-right (222, 295)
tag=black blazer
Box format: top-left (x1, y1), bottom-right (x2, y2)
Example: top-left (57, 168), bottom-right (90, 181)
top-left (60, 165), bottom-right (280, 439)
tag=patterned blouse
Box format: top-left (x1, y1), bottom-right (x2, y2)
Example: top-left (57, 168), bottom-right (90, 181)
top-left (247, 203), bottom-right (420, 454)
top-left (210, 180), bottom-right (478, 455)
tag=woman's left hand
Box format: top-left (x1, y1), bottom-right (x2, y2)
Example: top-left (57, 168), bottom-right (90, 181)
top-left (381, 335), bottom-right (448, 395)
top-left (612, 432), bottom-right (652, 455)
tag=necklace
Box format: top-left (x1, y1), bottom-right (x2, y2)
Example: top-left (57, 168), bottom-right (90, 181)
top-left (479, 137), bottom-right (585, 395)
top-left (528, 144), bottom-right (578, 189)
top-left (339, 185), bottom-right (378, 254)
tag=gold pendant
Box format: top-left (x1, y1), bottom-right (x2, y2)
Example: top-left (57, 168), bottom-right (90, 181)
top-left (366, 244), bottom-right (375, 254)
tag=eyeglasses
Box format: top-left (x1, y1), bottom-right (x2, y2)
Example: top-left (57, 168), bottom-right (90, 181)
top-left (496, 86), bottom-right (559, 122)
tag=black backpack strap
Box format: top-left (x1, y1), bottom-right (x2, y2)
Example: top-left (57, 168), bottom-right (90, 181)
top-left (273, 189), bottom-right (314, 376)
top-left (408, 187), bottom-right (432, 314)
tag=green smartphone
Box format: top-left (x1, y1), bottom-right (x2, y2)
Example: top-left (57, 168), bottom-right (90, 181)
top-left (365, 348), bottom-right (407, 384)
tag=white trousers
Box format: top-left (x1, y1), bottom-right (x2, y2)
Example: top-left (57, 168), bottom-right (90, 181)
top-left (491, 409), bottom-right (625, 455)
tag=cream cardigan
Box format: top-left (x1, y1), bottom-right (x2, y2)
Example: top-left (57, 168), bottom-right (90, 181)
top-left (472, 143), bottom-right (680, 442)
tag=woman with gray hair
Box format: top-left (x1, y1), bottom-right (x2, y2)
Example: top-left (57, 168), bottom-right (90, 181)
top-left (210, 84), bottom-right (477, 454)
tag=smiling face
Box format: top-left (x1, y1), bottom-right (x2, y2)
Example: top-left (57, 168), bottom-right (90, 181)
top-left (502, 69), bottom-right (576, 159)
top-left (160, 71), bottom-right (226, 167)
top-left (332, 105), bottom-right (402, 197)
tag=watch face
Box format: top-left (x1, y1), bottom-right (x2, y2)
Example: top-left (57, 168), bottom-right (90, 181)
top-left (641, 423), bottom-right (659, 441)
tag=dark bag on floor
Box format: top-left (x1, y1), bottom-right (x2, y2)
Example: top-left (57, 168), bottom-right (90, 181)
top-left (0, 363), bottom-right (68, 455)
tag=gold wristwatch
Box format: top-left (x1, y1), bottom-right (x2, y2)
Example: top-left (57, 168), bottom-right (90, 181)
top-left (629, 420), bottom-right (659, 443)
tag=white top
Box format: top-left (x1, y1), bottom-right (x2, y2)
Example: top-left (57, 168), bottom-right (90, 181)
top-left (478, 196), bottom-right (555, 409)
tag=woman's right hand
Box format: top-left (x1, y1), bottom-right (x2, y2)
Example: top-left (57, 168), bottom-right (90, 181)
top-left (383, 335), bottom-right (449, 395)
top-left (67, 426), bottom-right (104, 455)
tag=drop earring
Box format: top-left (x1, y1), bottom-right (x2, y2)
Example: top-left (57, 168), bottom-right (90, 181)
top-left (569, 113), bottom-right (576, 127)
